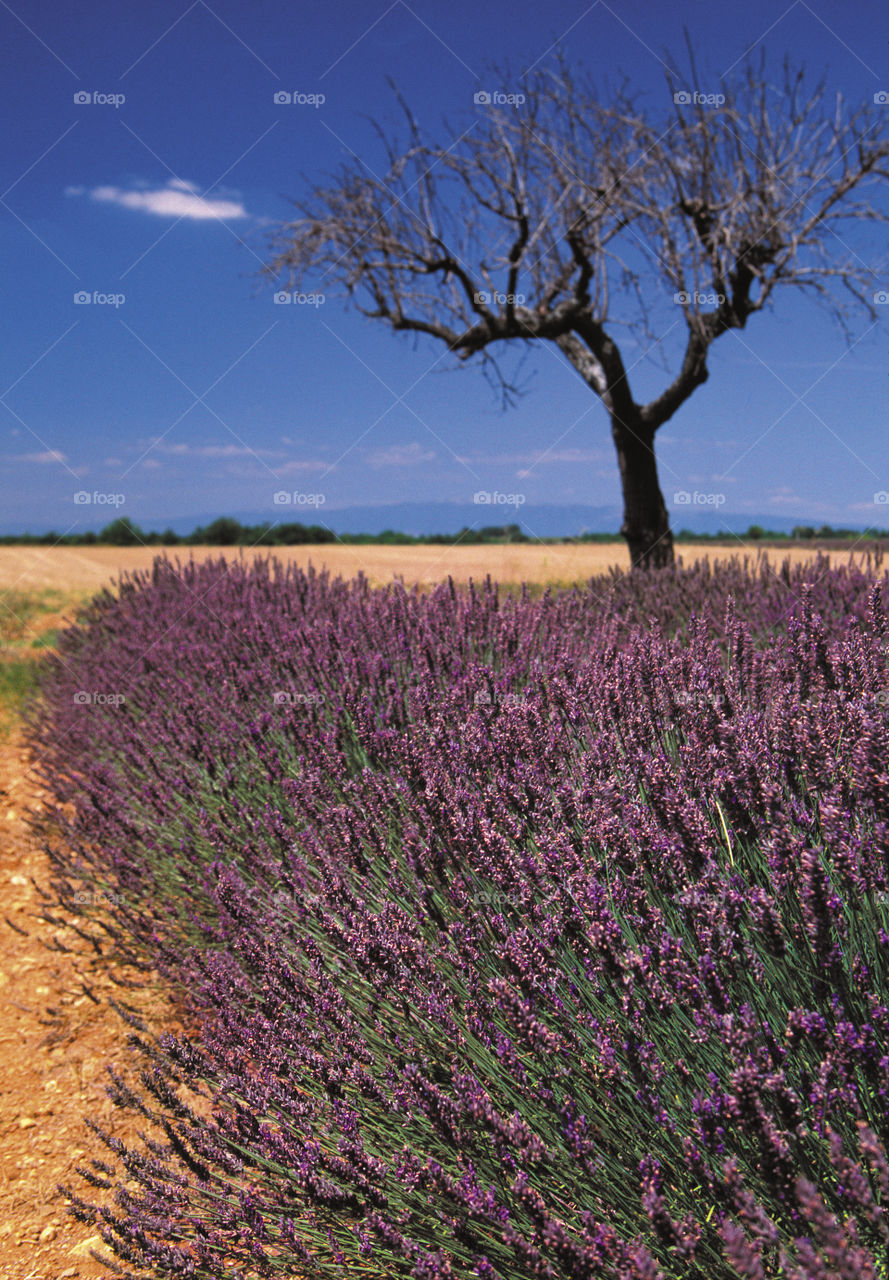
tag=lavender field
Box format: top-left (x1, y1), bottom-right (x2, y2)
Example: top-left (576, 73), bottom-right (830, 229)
top-left (29, 552), bottom-right (889, 1279)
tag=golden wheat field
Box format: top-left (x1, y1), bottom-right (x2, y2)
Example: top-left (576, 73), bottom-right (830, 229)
top-left (0, 542), bottom-right (876, 596)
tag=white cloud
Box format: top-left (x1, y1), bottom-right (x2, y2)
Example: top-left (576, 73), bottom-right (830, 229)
top-left (766, 488), bottom-right (809, 508)
top-left (18, 449), bottom-right (67, 463)
top-left (276, 458), bottom-right (330, 474)
top-left (145, 442), bottom-right (329, 472)
top-left (154, 442), bottom-right (265, 458)
top-left (457, 448), bottom-right (604, 468)
top-left (530, 448), bottom-right (604, 464)
top-left (366, 442), bottom-right (436, 468)
top-left (73, 179), bottom-right (249, 221)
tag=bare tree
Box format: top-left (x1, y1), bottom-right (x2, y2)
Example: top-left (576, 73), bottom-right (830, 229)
top-left (263, 51), bottom-right (889, 567)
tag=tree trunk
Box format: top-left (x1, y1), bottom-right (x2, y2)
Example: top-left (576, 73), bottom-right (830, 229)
top-left (611, 413), bottom-right (674, 569)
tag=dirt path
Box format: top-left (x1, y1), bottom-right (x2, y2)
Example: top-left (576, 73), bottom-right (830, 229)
top-left (0, 733), bottom-right (172, 1280)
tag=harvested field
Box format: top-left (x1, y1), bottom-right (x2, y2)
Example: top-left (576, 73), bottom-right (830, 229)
top-left (0, 540), bottom-right (875, 595)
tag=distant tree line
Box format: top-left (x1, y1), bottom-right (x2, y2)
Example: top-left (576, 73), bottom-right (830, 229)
top-left (0, 516), bottom-right (535, 547)
top-left (1, 517), bottom-right (887, 548)
top-left (709, 524), bottom-right (889, 542)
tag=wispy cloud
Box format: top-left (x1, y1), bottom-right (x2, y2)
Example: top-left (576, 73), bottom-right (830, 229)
top-left (365, 442), bottom-right (436, 468)
top-left (67, 178), bottom-right (249, 220)
top-left (16, 449), bottom-right (67, 463)
top-left (153, 441), bottom-right (269, 458)
top-left (457, 448), bottom-right (604, 469)
top-left (146, 443), bottom-right (330, 472)
top-left (275, 458), bottom-right (330, 474)
top-left (766, 487), bottom-right (808, 509)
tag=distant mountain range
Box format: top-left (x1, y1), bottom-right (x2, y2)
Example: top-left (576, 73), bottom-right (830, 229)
top-left (6, 502), bottom-right (872, 539)
top-left (169, 502), bottom-right (626, 538)
top-left (291, 503), bottom-right (813, 538)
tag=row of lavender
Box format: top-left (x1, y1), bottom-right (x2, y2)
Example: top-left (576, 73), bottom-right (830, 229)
top-left (29, 552), bottom-right (889, 1279)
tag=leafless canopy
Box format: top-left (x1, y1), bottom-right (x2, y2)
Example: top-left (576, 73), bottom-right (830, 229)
top-left (264, 50), bottom-right (889, 430)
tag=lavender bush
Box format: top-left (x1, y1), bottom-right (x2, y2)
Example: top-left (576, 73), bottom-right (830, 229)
top-left (28, 553), bottom-right (889, 1279)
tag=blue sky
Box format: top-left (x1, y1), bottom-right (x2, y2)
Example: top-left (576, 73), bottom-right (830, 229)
top-left (1, 0), bottom-right (887, 536)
